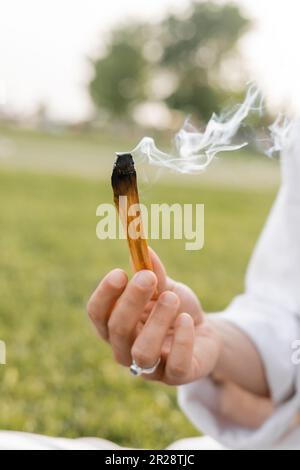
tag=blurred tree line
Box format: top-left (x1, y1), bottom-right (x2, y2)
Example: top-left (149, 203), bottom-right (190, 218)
top-left (89, 1), bottom-right (251, 127)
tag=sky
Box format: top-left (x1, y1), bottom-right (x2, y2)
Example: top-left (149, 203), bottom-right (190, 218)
top-left (0, 0), bottom-right (300, 121)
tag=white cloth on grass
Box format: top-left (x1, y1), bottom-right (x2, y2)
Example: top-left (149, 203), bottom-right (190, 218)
top-left (0, 431), bottom-right (224, 450)
top-left (179, 121), bottom-right (300, 450)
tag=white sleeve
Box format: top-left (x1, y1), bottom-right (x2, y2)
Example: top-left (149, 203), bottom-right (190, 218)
top-left (178, 122), bottom-right (300, 450)
top-left (245, 121), bottom-right (300, 316)
top-left (178, 295), bottom-right (300, 450)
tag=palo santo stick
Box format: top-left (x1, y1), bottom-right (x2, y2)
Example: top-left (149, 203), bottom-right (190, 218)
top-left (111, 153), bottom-right (153, 272)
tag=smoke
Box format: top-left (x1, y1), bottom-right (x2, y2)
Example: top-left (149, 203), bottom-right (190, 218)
top-left (132, 84), bottom-right (262, 174)
top-left (266, 114), bottom-right (295, 157)
top-left (131, 85), bottom-right (298, 176)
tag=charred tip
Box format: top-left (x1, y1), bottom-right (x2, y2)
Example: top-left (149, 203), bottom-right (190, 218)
top-left (114, 153), bottom-right (135, 175)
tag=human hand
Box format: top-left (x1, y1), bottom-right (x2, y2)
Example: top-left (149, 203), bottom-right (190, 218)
top-left (87, 249), bottom-right (222, 385)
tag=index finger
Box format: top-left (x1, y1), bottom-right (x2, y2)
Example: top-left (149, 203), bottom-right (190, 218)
top-left (87, 269), bottom-right (128, 340)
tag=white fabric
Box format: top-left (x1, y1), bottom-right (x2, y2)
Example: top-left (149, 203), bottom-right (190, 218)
top-left (0, 432), bottom-right (124, 450)
top-left (0, 431), bottom-right (224, 450)
top-left (179, 122), bottom-right (300, 450)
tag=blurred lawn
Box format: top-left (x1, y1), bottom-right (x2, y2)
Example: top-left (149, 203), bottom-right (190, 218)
top-left (0, 127), bottom-right (277, 448)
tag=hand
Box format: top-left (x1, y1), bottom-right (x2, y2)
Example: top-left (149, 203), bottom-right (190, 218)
top-left (87, 249), bottom-right (222, 385)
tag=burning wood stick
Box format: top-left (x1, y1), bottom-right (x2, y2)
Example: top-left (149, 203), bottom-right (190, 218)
top-left (111, 153), bottom-right (153, 273)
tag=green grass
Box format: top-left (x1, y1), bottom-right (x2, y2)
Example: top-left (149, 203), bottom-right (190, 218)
top-left (0, 159), bottom-right (276, 448)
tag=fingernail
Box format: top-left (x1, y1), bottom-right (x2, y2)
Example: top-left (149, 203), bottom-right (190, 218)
top-left (179, 313), bottom-right (192, 327)
top-left (108, 269), bottom-right (127, 288)
top-left (160, 291), bottom-right (178, 307)
top-left (134, 270), bottom-right (156, 288)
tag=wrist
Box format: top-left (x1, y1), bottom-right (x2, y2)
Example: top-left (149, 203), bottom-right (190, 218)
top-left (204, 316), bottom-right (270, 397)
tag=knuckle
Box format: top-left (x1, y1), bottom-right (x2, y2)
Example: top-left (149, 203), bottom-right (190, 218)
top-left (87, 300), bottom-right (97, 320)
top-left (174, 338), bottom-right (188, 349)
top-left (118, 295), bottom-right (146, 319)
top-left (99, 329), bottom-right (109, 342)
top-left (151, 310), bottom-right (171, 328)
top-left (113, 350), bottom-right (129, 367)
top-left (168, 362), bottom-right (186, 379)
top-left (107, 319), bottom-right (126, 338)
top-left (122, 296), bottom-right (138, 312)
top-left (131, 347), bottom-right (152, 367)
